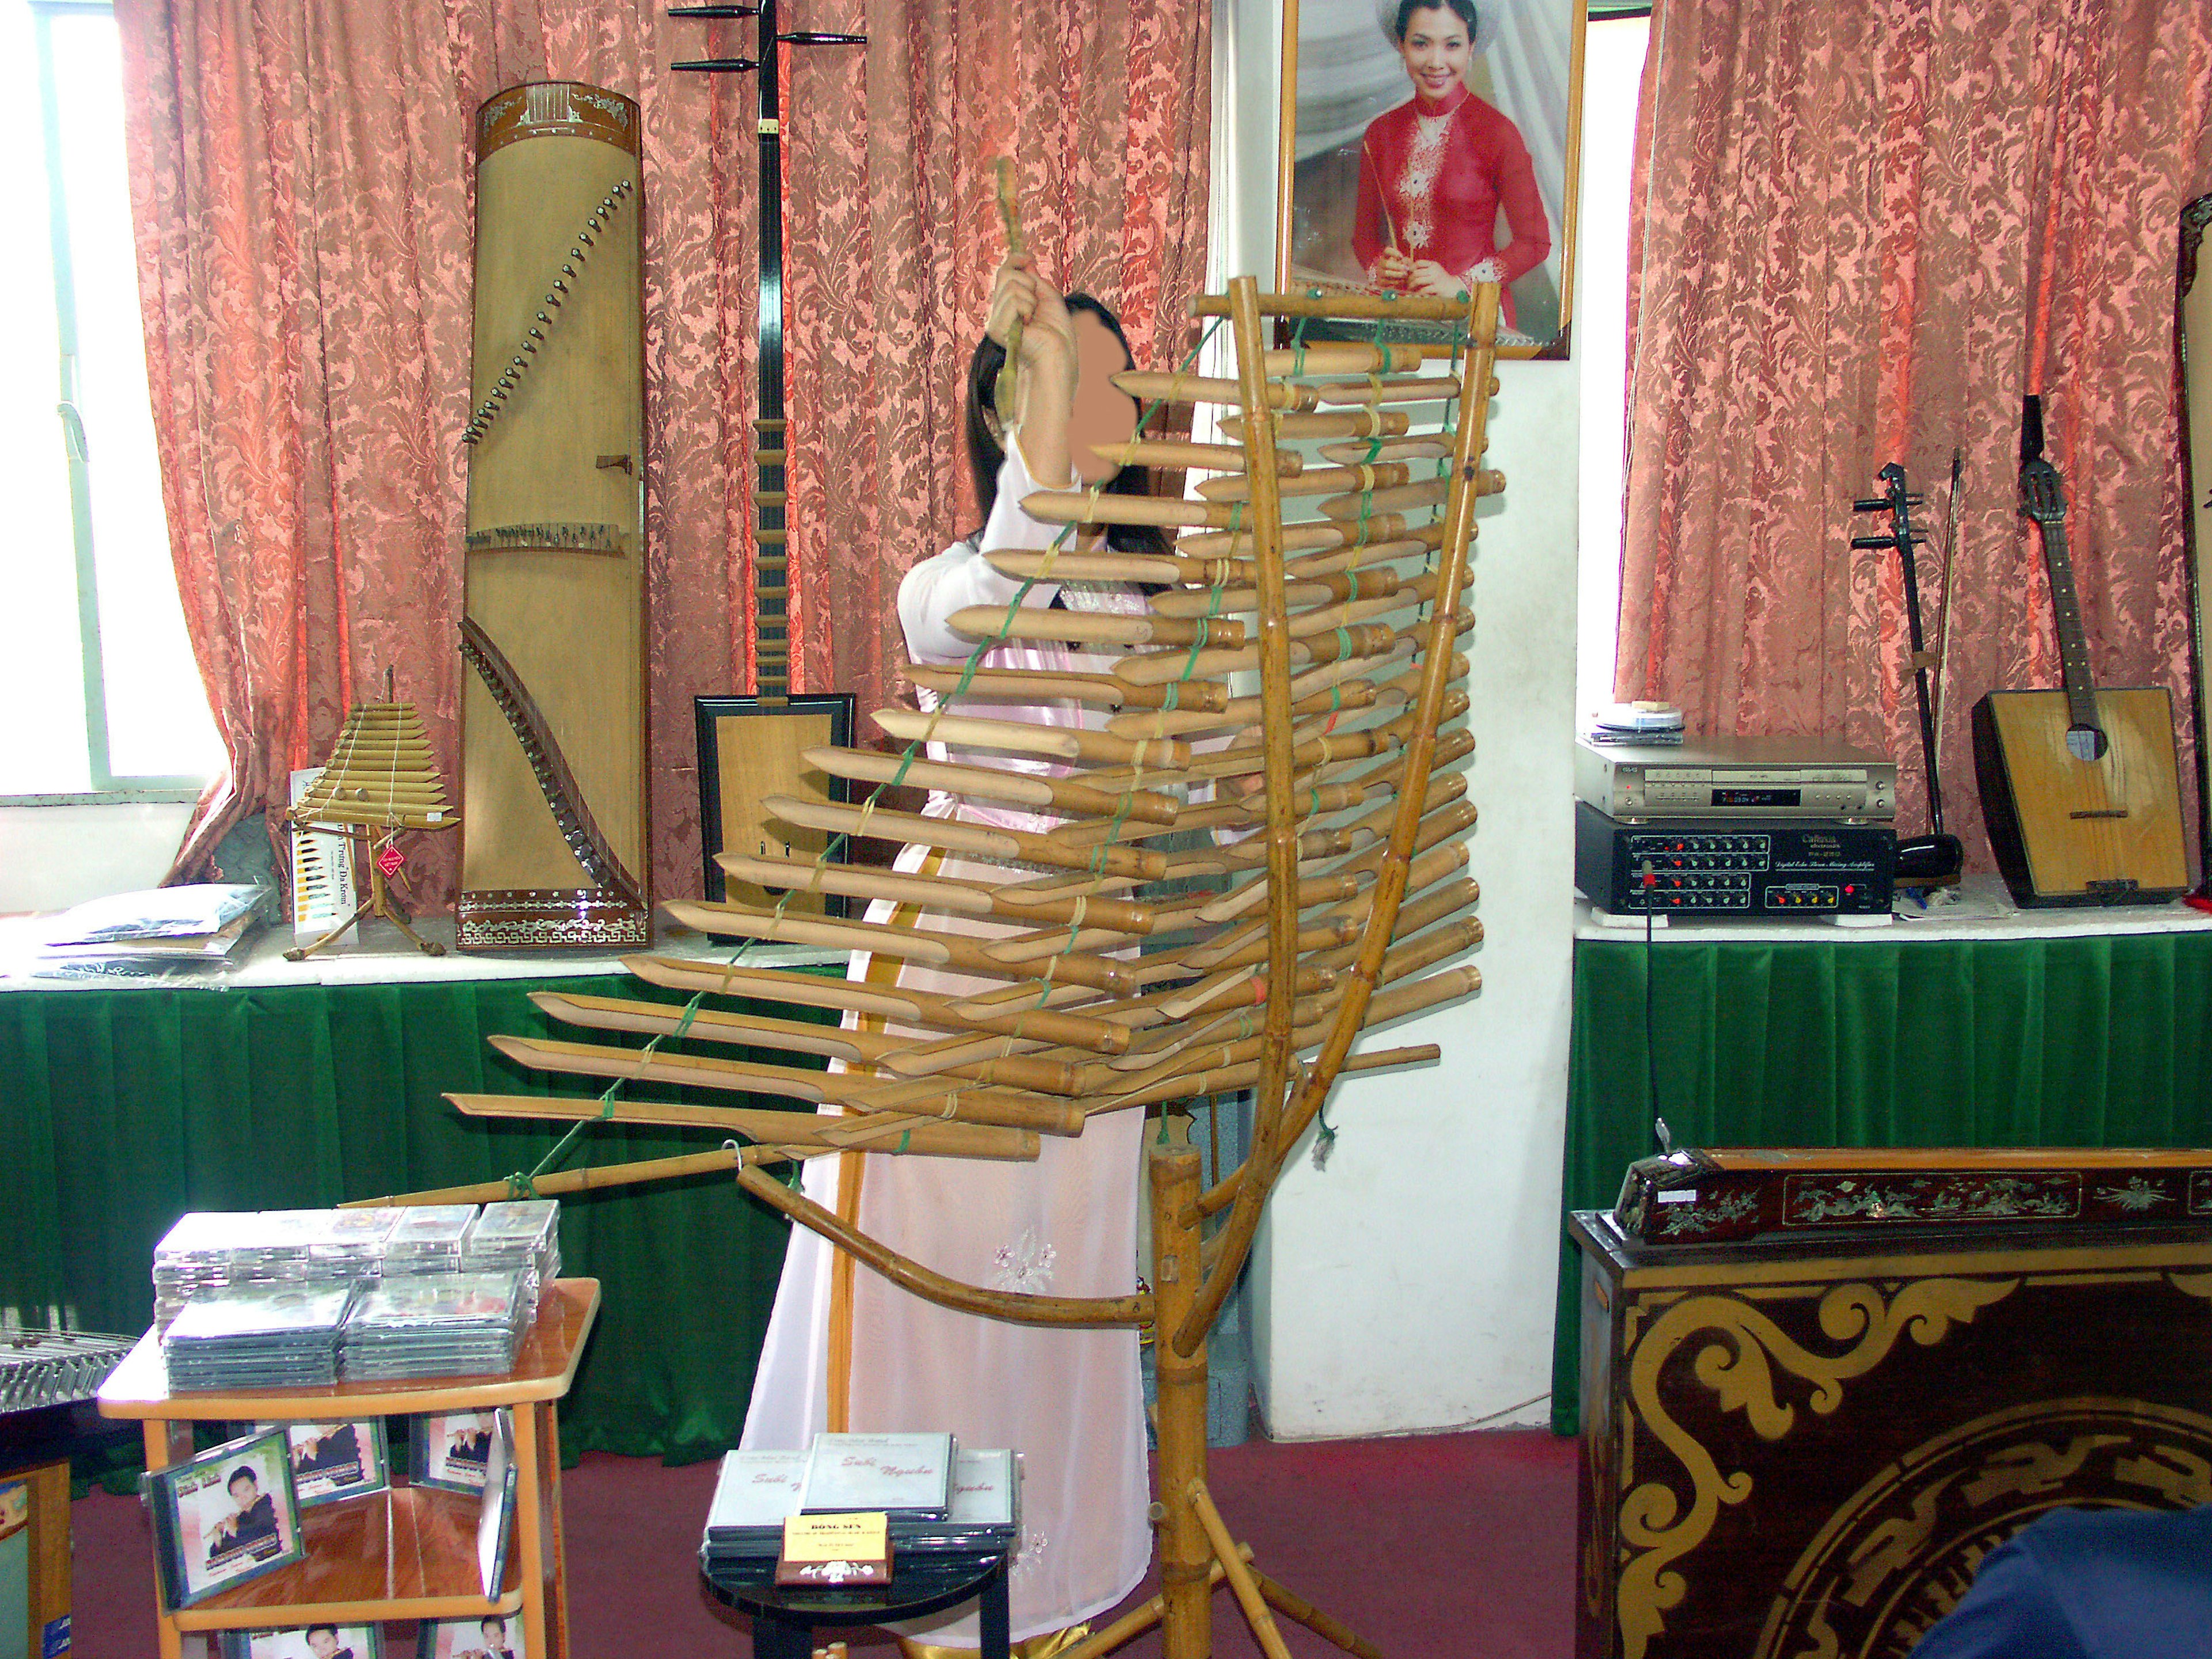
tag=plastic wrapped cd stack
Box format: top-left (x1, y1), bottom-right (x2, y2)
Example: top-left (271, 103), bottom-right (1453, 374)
top-left (160, 1283), bottom-right (357, 1390)
top-left (150, 1209), bottom-right (400, 1331)
top-left (380, 1205), bottom-right (478, 1274)
top-left (459, 1200), bottom-right (560, 1316)
top-left (338, 1268), bottom-right (531, 1380)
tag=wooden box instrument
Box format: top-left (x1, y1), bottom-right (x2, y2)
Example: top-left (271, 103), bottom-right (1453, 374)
top-left (1574, 1158), bottom-right (2212, 1659)
top-left (457, 82), bottom-right (652, 950)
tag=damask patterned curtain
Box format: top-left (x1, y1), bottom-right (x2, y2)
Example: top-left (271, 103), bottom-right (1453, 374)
top-left (779, 0), bottom-right (1214, 717)
top-left (121, 0), bottom-right (1213, 905)
top-left (1615, 0), bottom-right (2212, 869)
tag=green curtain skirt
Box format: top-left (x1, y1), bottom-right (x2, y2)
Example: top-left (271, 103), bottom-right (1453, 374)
top-left (1555, 927), bottom-right (2212, 1433)
top-left (0, 973), bottom-right (830, 1467)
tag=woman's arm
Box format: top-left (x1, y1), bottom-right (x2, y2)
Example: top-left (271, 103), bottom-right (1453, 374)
top-left (1482, 112), bottom-right (1551, 287)
top-left (899, 441), bottom-right (1067, 663)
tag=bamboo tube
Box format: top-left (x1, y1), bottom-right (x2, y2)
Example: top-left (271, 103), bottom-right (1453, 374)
top-left (525, 991), bottom-right (1084, 1097)
top-left (1319, 434), bottom-right (1455, 464)
top-left (946, 604), bottom-right (1249, 653)
top-left (1175, 520), bottom-right (1350, 556)
top-left (1282, 525), bottom-right (1449, 578)
top-left (1084, 436), bottom-right (1283, 474)
top-left (1221, 408), bottom-right (1411, 442)
top-left (1145, 1135), bottom-right (1213, 1659)
top-left (1111, 619), bottom-right (1408, 687)
top-left (733, 1161), bottom-right (1152, 1327)
top-left (869, 709), bottom-right (1192, 771)
top-left (1200, 838), bottom-right (1468, 923)
top-left (1095, 1041), bottom-right (1441, 1115)
top-left (1188, 1480), bottom-right (1294, 1659)
top-left (1196, 460), bottom-right (1416, 502)
top-left (1111, 369), bottom-right (1317, 411)
top-left (446, 1091), bottom-right (1038, 1160)
top-left (1021, 490), bottom-right (1238, 531)
top-left (979, 925), bottom-right (1143, 964)
top-left (1318, 476), bottom-right (1453, 520)
top-left (903, 664), bottom-right (1226, 713)
top-left (342, 1144), bottom-right (759, 1209)
top-left (1261, 342), bottom-right (1441, 374)
top-left (719, 849), bottom-right (1158, 934)
top-left (484, 1034), bottom-right (1085, 1135)
top-left (1107, 680), bottom-right (1381, 741)
top-left (1190, 289), bottom-right (1482, 321)
top-left (664, 900), bottom-right (1137, 996)
top-left (1147, 566), bottom-right (1402, 619)
top-left (1283, 572), bottom-right (1444, 638)
top-left (620, 954), bottom-right (1132, 1054)
top-left (981, 549), bottom-right (1246, 588)
top-left (797, 746), bottom-right (1182, 828)
top-left (1307, 374), bottom-right (1460, 407)
top-left (759, 794), bottom-right (1169, 882)
top-left (1177, 284), bottom-right (1501, 1358)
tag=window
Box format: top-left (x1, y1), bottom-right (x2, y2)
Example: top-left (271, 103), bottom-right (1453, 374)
top-left (1575, 12), bottom-right (1650, 718)
top-left (0, 0), bottom-right (219, 801)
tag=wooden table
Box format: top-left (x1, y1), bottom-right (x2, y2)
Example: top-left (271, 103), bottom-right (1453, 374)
top-left (99, 1277), bottom-right (600, 1658)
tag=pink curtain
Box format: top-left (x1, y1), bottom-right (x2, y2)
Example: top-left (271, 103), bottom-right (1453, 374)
top-left (1617, 0), bottom-right (2212, 868)
top-left (123, 0), bottom-right (1211, 910)
top-left (780, 0), bottom-right (1214, 717)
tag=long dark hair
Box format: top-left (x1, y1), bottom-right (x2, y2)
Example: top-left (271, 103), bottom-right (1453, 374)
top-left (1393, 0), bottom-right (1478, 41)
top-left (962, 293), bottom-right (1171, 556)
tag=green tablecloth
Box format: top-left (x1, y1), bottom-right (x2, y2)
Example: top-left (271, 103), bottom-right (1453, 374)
top-left (1554, 926), bottom-right (2212, 1433)
top-left (0, 972), bottom-right (828, 1465)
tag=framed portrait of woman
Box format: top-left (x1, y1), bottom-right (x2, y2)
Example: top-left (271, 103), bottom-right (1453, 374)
top-left (1278, 0), bottom-right (1587, 358)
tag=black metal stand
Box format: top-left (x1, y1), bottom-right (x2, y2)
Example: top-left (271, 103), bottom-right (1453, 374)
top-left (703, 1550), bottom-right (1010, 1659)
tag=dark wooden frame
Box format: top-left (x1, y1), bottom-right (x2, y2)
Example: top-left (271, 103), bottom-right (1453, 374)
top-left (2177, 192), bottom-right (2212, 895)
top-left (694, 694), bottom-right (855, 915)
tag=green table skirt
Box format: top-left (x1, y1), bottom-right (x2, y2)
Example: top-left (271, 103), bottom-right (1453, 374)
top-left (1555, 927), bottom-right (2212, 1433)
top-left (0, 973), bottom-right (830, 1465)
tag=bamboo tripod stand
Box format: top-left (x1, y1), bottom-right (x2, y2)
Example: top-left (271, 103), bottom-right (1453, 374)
top-left (364, 274), bottom-right (1499, 1658)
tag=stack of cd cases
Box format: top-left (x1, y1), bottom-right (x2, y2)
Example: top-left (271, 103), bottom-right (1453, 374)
top-left (381, 1206), bottom-right (478, 1272)
top-left (700, 1443), bottom-right (1021, 1570)
top-left (152, 1209), bottom-right (400, 1331)
top-left (161, 1285), bottom-right (359, 1391)
top-left (458, 1200), bottom-right (562, 1315)
top-left (338, 1270), bottom-right (532, 1381)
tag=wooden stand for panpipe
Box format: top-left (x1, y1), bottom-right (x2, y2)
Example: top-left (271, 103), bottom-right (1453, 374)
top-left (368, 275), bottom-right (1501, 1659)
top-left (456, 82), bottom-right (652, 949)
top-left (285, 700), bottom-right (457, 960)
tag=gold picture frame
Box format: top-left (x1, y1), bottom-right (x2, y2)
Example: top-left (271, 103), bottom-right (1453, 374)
top-left (1278, 0), bottom-right (1588, 358)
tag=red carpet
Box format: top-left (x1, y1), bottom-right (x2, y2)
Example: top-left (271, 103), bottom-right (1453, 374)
top-left (69, 1428), bottom-right (1576, 1657)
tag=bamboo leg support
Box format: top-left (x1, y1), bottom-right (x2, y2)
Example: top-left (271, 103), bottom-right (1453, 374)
top-left (1187, 1478), bottom-right (1295, 1659)
top-left (1052, 1548), bottom-right (1251, 1659)
top-left (1148, 1139), bottom-right (1213, 1659)
top-left (1249, 1566), bottom-right (1386, 1659)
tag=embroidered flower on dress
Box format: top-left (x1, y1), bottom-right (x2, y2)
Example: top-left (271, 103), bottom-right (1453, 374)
top-left (1395, 110), bottom-right (1456, 253)
top-left (989, 1229), bottom-right (1057, 1294)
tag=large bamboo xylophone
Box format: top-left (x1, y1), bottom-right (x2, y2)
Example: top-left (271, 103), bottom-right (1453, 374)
top-left (411, 278), bottom-right (1499, 1659)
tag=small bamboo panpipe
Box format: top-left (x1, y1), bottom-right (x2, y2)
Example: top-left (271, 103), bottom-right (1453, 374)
top-left (1219, 409), bottom-right (1410, 442)
top-left (1111, 370), bottom-right (1319, 412)
top-left (484, 1034), bottom-right (1084, 1136)
top-left (946, 605), bottom-right (1249, 654)
top-left (903, 664), bottom-right (1226, 713)
top-left (799, 746), bottom-right (1182, 828)
top-left (664, 900), bottom-right (1138, 995)
top-left (870, 709), bottom-right (1192, 771)
top-left (716, 849), bottom-right (1158, 933)
top-left (762, 794), bottom-right (1169, 882)
top-left (622, 955), bottom-right (1134, 1054)
top-left (446, 1090), bottom-right (1040, 1160)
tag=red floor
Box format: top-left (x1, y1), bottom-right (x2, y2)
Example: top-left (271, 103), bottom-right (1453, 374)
top-left (69, 1428), bottom-right (1578, 1657)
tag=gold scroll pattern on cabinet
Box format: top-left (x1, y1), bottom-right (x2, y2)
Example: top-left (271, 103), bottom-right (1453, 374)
top-left (1616, 1278), bottom-right (2021, 1659)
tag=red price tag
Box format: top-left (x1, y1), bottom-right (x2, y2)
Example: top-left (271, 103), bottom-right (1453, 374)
top-left (374, 844), bottom-right (406, 878)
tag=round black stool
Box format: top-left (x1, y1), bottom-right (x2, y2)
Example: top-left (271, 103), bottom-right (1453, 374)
top-left (704, 1548), bottom-right (1010, 1659)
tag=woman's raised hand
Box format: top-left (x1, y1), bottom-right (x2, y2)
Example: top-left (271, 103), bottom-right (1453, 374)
top-left (986, 253), bottom-right (1075, 369)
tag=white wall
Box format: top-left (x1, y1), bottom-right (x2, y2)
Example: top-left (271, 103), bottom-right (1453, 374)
top-left (1219, 0), bottom-right (1582, 1438)
top-left (0, 801), bottom-right (195, 912)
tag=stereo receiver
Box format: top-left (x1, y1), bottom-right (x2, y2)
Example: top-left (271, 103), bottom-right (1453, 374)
top-left (1575, 803), bottom-right (1897, 918)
